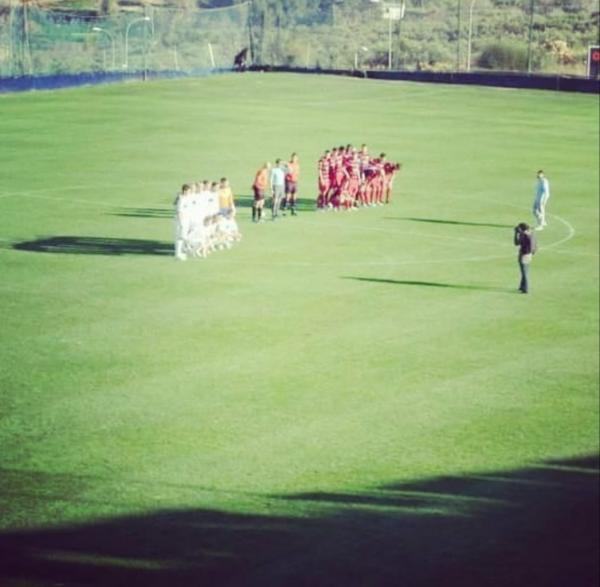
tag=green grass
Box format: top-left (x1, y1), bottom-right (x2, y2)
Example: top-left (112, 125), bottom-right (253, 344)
top-left (0, 74), bottom-right (598, 586)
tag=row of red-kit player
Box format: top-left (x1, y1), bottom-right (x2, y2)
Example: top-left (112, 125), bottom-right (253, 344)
top-left (317, 145), bottom-right (401, 211)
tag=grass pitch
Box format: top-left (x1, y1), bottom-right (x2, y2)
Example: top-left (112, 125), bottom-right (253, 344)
top-left (0, 74), bottom-right (598, 586)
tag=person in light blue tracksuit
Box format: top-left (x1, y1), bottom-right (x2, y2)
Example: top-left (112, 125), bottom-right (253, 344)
top-left (269, 159), bottom-right (287, 220)
top-left (533, 170), bottom-right (550, 231)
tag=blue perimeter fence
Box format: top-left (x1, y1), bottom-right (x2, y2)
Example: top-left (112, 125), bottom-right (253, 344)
top-left (1, 67), bottom-right (598, 94)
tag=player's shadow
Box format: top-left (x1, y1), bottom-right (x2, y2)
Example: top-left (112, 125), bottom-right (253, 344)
top-left (236, 195), bottom-right (316, 212)
top-left (343, 276), bottom-right (513, 293)
top-left (12, 236), bottom-right (172, 256)
top-left (388, 217), bottom-right (513, 229)
top-left (110, 207), bottom-right (172, 219)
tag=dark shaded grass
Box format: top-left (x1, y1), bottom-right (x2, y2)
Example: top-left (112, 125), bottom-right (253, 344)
top-left (12, 236), bottom-right (172, 256)
top-left (109, 208), bottom-right (173, 219)
top-left (343, 276), bottom-right (515, 293)
top-left (0, 455), bottom-right (597, 587)
top-left (235, 195), bottom-right (316, 212)
top-left (387, 217), bottom-right (514, 229)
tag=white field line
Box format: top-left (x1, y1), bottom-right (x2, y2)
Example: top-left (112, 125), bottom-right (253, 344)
top-left (538, 214), bottom-right (576, 251)
top-left (296, 217), bottom-right (506, 247)
top-left (0, 187), bottom-right (579, 265)
top-left (0, 186), bottom-right (155, 209)
top-left (210, 214), bottom-right (577, 267)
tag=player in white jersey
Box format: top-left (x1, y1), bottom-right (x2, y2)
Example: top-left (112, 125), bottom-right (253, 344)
top-left (198, 179), bottom-right (211, 200)
top-left (174, 184), bottom-right (194, 260)
top-left (206, 181), bottom-right (220, 217)
top-left (220, 210), bottom-right (242, 245)
top-left (188, 182), bottom-right (210, 258)
top-left (203, 182), bottom-right (220, 249)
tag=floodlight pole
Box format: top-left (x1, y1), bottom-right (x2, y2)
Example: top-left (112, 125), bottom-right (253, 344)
top-left (456, 0), bottom-right (462, 71)
top-left (388, 11), bottom-right (393, 70)
top-left (8, 0), bottom-right (13, 76)
top-left (526, 0), bottom-right (535, 73)
top-left (124, 16), bottom-right (150, 70)
top-left (466, 0), bottom-right (476, 72)
top-left (143, 15), bottom-right (148, 80)
top-left (383, 3), bottom-right (404, 71)
top-left (92, 26), bottom-right (116, 70)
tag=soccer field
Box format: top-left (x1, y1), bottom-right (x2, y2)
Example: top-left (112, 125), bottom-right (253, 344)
top-left (0, 74), bottom-right (598, 586)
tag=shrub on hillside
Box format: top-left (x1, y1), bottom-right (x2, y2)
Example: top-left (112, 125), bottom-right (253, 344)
top-left (477, 42), bottom-right (528, 70)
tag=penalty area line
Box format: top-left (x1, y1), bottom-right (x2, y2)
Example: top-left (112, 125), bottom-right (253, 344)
top-left (295, 217), bottom-right (506, 247)
top-left (0, 188), bottom-right (161, 210)
top-left (538, 213), bottom-right (575, 252)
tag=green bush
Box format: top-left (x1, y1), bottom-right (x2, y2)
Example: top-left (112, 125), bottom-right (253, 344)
top-left (477, 41), bottom-right (529, 70)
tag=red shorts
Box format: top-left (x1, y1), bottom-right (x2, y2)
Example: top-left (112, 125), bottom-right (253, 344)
top-left (285, 180), bottom-right (298, 195)
top-left (253, 186), bottom-right (265, 201)
top-left (334, 172), bottom-right (346, 187)
top-left (347, 177), bottom-right (360, 197)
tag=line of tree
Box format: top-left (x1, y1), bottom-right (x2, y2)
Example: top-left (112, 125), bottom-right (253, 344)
top-left (1, 0), bottom-right (597, 75)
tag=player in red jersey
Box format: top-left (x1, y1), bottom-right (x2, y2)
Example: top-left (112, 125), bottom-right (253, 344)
top-left (357, 144), bottom-right (371, 206)
top-left (332, 150), bottom-right (350, 209)
top-left (317, 150), bottom-right (331, 209)
top-left (370, 154), bottom-right (387, 205)
top-left (326, 147), bottom-right (339, 206)
top-left (383, 160), bottom-right (402, 204)
top-left (345, 151), bottom-right (361, 208)
top-left (358, 144), bottom-right (369, 168)
top-left (338, 153), bottom-right (353, 211)
top-left (362, 155), bottom-right (379, 207)
top-left (284, 152), bottom-right (300, 215)
top-left (316, 143), bottom-right (399, 210)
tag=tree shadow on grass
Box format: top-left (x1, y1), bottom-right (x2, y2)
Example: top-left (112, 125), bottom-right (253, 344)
top-left (12, 236), bottom-right (172, 256)
top-left (343, 276), bottom-right (514, 293)
top-left (387, 217), bottom-right (513, 229)
top-left (0, 455), bottom-right (597, 587)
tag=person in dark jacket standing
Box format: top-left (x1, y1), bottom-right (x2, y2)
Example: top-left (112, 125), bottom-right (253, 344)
top-left (514, 222), bottom-right (537, 293)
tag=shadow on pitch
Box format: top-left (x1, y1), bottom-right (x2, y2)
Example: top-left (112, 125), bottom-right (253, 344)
top-left (387, 217), bottom-right (513, 229)
top-left (236, 194), bottom-right (316, 212)
top-left (12, 236), bottom-right (172, 256)
top-left (0, 454), bottom-right (597, 587)
top-left (343, 276), bottom-right (513, 293)
top-left (110, 207), bottom-right (172, 219)
top-left (109, 198), bottom-right (317, 219)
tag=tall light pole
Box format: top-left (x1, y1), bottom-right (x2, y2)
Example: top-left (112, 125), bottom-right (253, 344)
top-left (456, 0), bottom-right (462, 71)
top-left (466, 0), bottom-right (476, 72)
top-left (92, 26), bottom-right (116, 70)
top-left (387, 9), bottom-right (393, 69)
top-left (8, 0), bottom-right (13, 76)
top-left (384, 2), bottom-right (404, 70)
top-left (124, 16), bottom-right (150, 70)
